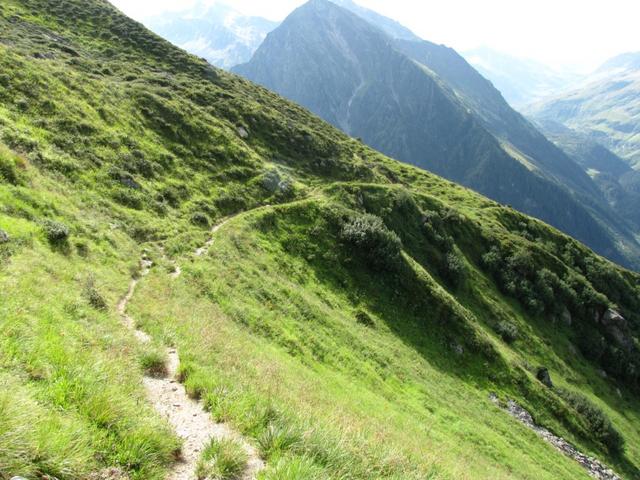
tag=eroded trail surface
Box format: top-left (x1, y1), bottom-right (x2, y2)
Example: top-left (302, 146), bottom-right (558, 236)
top-left (118, 221), bottom-right (264, 480)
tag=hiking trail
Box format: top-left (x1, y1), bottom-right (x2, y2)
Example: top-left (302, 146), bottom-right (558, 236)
top-left (117, 220), bottom-right (264, 480)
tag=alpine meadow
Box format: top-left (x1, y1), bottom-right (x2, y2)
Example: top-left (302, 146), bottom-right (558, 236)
top-left (1, 1), bottom-right (640, 480)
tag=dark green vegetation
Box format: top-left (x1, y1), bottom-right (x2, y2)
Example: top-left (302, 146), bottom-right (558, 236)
top-left (234, 0), bottom-right (640, 271)
top-left (1, 0), bottom-right (640, 479)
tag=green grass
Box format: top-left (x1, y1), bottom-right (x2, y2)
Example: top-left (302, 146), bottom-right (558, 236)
top-left (257, 455), bottom-right (326, 480)
top-left (0, 1), bottom-right (639, 479)
top-left (196, 438), bottom-right (249, 480)
top-left (139, 347), bottom-right (168, 379)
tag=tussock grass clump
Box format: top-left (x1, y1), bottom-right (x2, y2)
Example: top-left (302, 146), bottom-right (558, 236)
top-left (196, 437), bottom-right (248, 480)
top-left (139, 349), bottom-right (168, 378)
top-left (257, 423), bottom-right (303, 460)
top-left (257, 455), bottom-right (325, 480)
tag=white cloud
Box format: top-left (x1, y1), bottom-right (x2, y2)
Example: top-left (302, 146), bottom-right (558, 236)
top-left (109, 0), bottom-right (640, 72)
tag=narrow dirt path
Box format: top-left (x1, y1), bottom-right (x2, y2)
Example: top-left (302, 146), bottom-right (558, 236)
top-left (118, 222), bottom-right (265, 480)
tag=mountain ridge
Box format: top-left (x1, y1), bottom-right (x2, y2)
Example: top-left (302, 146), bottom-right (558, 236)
top-left (2, 1), bottom-right (640, 479)
top-left (144, 1), bottom-right (277, 69)
top-left (234, 0), bottom-right (640, 269)
top-left (527, 52), bottom-right (640, 170)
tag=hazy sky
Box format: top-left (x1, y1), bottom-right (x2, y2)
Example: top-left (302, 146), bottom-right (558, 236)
top-left (109, 0), bottom-right (640, 72)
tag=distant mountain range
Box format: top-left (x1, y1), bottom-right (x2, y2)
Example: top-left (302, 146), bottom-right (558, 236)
top-left (234, 0), bottom-right (640, 269)
top-left (527, 52), bottom-right (640, 170)
top-left (462, 47), bottom-right (582, 108)
top-left (144, 2), bottom-right (277, 69)
top-left (535, 119), bottom-right (640, 232)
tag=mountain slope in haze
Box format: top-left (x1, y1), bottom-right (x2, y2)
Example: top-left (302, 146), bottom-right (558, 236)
top-left (331, 0), bottom-right (420, 41)
top-left (463, 47), bottom-right (581, 108)
top-left (144, 2), bottom-right (277, 69)
top-left (528, 52), bottom-right (640, 169)
top-left (234, 0), bottom-right (640, 269)
top-left (2, 1), bottom-right (640, 479)
top-left (536, 119), bottom-right (640, 230)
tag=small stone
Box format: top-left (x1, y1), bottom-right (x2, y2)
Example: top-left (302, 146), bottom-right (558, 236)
top-left (0, 229), bottom-right (9, 243)
top-left (450, 342), bottom-right (464, 356)
top-left (237, 126), bottom-right (249, 139)
top-left (536, 367), bottom-right (553, 388)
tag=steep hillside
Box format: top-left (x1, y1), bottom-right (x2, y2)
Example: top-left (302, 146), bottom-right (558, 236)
top-left (234, 0), bottom-right (640, 269)
top-left (463, 47), bottom-right (581, 108)
top-left (2, 1), bottom-right (640, 480)
top-left (528, 53), bottom-right (640, 169)
top-left (144, 2), bottom-right (277, 69)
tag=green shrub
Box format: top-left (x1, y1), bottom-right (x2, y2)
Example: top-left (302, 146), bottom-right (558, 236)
top-left (354, 308), bottom-right (376, 328)
top-left (111, 187), bottom-right (145, 210)
top-left (341, 213), bottom-right (402, 271)
top-left (557, 388), bottom-right (624, 455)
top-left (495, 321), bottom-right (518, 343)
top-left (82, 275), bottom-right (107, 310)
top-left (0, 146), bottom-right (25, 185)
top-left (442, 252), bottom-right (467, 288)
top-left (191, 211), bottom-right (211, 228)
top-left (196, 437), bottom-right (248, 480)
top-left (42, 219), bottom-right (70, 244)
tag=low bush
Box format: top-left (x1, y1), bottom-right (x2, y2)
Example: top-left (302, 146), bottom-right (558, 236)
top-left (42, 219), bottom-right (70, 244)
top-left (191, 211), bottom-right (211, 228)
top-left (340, 213), bottom-right (402, 271)
top-left (442, 252), bottom-right (467, 288)
top-left (82, 275), bottom-right (107, 310)
top-left (495, 321), bottom-right (518, 343)
top-left (354, 308), bottom-right (376, 328)
top-left (557, 388), bottom-right (624, 455)
top-left (0, 146), bottom-right (25, 185)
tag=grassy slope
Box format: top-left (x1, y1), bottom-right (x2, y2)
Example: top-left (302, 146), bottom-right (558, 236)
top-left (0, 0), bottom-right (639, 479)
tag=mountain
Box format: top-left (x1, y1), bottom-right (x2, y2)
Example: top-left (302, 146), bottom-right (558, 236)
top-left (234, 0), bottom-right (640, 269)
top-left (463, 47), bottom-right (581, 108)
top-left (2, 1), bottom-right (640, 479)
top-left (527, 52), bottom-right (640, 169)
top-left (331, 0), bottom-right (420, 41)
top-left (144, 2), bottom-right (278, 69)
top-left (536, 119), bottom-right (640, 230)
